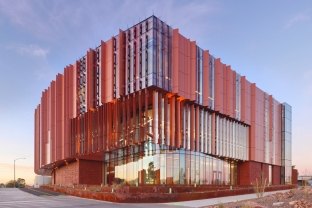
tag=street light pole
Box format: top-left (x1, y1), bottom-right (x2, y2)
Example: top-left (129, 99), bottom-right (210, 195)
top-left (14, 158), bottom-right (26, 188)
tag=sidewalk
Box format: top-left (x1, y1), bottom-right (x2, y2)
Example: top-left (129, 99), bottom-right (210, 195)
top-left (164, 189), bottom-right (291, 207)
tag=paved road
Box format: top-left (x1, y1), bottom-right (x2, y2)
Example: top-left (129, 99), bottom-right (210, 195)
top-left (20, 187), bottom-right (62, 196)
top-left (0, 188), bottom-right (187, 208)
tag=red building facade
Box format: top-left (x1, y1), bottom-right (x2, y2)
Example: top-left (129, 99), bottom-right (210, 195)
top-left (34, 16), bottom-right (292, 186)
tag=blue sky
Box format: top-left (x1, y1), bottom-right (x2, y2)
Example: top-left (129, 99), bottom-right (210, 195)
top-left (0, 0), bottom-right (312, 183)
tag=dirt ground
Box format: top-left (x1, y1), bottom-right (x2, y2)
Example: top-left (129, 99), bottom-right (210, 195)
top-left (205, 187), bottom-right (312, 208)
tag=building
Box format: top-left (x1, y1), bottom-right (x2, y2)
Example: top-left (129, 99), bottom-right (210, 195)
top-left (34, 16), bottom-right (292, 186)
top-left (34, 175), bottom-right (51, 188)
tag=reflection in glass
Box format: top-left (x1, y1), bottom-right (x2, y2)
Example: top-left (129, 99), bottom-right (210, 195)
top-left (104, 142), bottom-right (237, 186)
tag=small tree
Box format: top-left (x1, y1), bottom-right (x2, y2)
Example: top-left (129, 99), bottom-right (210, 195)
top-left (252, 172), bottom-right (268, 198)
top-left (147, 162), bottom-right (156, 184)
top-left (5, 180), bottom-right (15, 188)
top-left (16, 178), bottom-right (25, 188)
top-left (5, 178), bottom-right (26, 188)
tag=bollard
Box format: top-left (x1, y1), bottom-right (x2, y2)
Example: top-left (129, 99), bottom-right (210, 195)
top-left (169, 187), bottom-right (172, 194)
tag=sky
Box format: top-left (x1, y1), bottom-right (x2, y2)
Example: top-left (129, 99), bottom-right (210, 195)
top-left (0, 0), bottom-right (312, 184)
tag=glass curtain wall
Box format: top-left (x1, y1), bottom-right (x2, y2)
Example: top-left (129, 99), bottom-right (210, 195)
top-left (208, 56), bottom-right (215, 109)
top-left (104, 142), bottom-right (237, 186)
top-left (281, 103), bottom-right (292, 184)
top-left (78, 56), bottom-right (87, 115)
top-left (124, 16), bottom-right (172, 96)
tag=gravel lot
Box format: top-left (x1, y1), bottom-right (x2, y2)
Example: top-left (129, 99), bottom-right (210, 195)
top-left (205, 187), bottom-right (312, 208)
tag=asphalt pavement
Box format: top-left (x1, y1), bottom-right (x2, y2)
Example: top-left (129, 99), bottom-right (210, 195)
top-left (0, 188), bottom-right (186, 208)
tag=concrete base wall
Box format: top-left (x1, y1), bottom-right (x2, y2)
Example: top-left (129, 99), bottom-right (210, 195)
top-left (52, 160), bottom-right (102, 185)
top-left (292, 168), bottom-right (298, 185)
top-left (238, 161), bottom-right (261, 185)
top-left (238, 161), bottom-right (282, 185)
top-left (79, 160), bottom-right (102, 185)
top-left (53, 161), bottom-right (79, 185)
top-left (272, 165), bottom-right (281, 185)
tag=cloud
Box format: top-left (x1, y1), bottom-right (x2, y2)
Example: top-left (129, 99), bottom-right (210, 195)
top-left (107, 0), bottom-right (220, 46)
top-left (0, 0), bottom-right (83, 41)
top-left (0, 0), bottom-right (32, 25)
top-left (285, 13), bottom-right (311, 29)
top-left (7, 44), bottom-right (49, 58)
top-left (0, 0), bottom-right (220, 44)
top-left (0, 0), bottom-right (48, 37)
